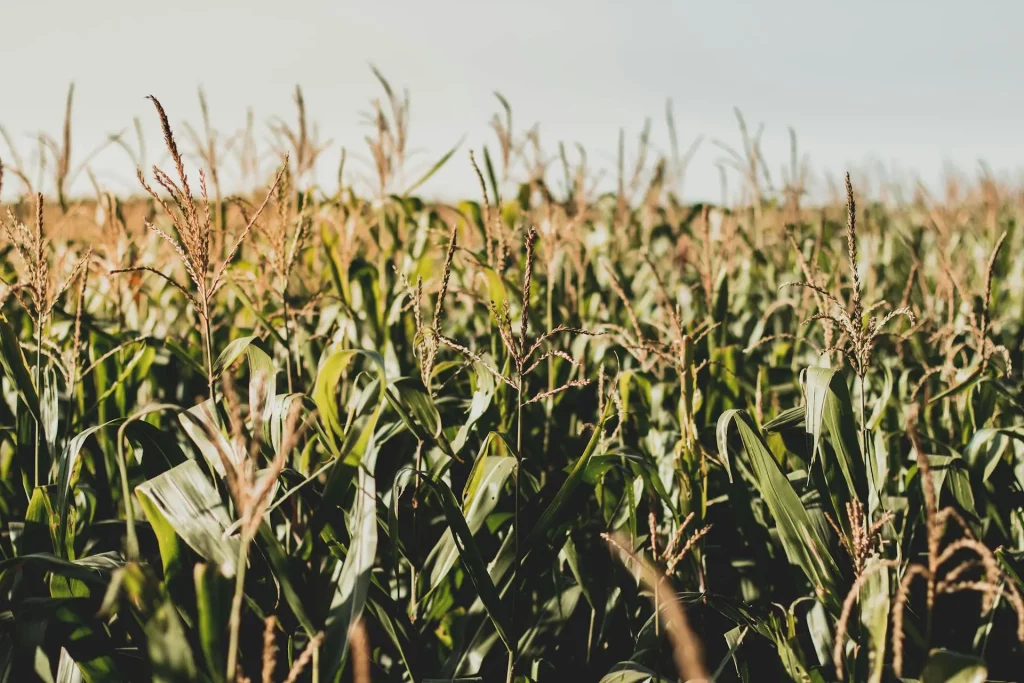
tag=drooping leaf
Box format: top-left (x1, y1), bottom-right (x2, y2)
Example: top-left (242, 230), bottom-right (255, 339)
top-left (718, 409), bottom-right (841, 610)
top-left (124, 420), bottom-right (189, 477)
top-left (803, 367), bottom-right (863, 501)
top-left (178, 399), bottom-right (235, 477)
top-left (0, 552), bottom-right (120, 590)
top-left (425, 445), bottom-right (514, 589)
top-left (312, 349), bottom-right (387, 463)
top-left (0, 314), bottom-right (41, 424)
top-left (135, 460), bottom-right (239, 577)
top-left (211, 334), bottom-right (259, 378)
top-left (920, 649), bottom-right (987, 683)
top-left (598, 661), bottom-right (661, 682)
top-left (246, 341), bottom-right (277, 430)
top-left (56, 422), bottom-right (117, 556)
top-left (404, 139), bottom-right (462, 196)
top-left (418, 473), bottom-right (513, 652)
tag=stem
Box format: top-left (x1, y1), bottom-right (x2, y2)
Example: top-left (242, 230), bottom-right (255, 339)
top-left (33, 319), bottom-right (42, 488)
top-left (858, 372), bottom-right (868, 458)
top-left (654, 575), bottom-right (660, 636)
top-left (411, 439), bottom-right (423, 621)
top-left (543, 272), bottom-right (554, 452)
top-left (586, 608), bottom-right (595, 663)
top-left (202, 306), bottom-right (216, 402)
top-left (282, 295), bottom-right (294, 394)
top-left (226, 530), bottom-right (251, 682)
top-left (507, 376), bottom-right (523, 683)
top-left (215, 185), bottom-right (224, 252)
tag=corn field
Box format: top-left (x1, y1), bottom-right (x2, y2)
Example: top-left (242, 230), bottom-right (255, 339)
top-left (2, 79), bottom-right (1024, 683)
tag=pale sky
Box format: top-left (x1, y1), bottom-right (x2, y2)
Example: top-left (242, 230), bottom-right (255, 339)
top-left (2, 0), bottom-right (1022, 203)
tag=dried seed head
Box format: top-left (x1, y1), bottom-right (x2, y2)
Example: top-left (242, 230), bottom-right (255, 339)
top-left (469, 150), bottom-right (495, 267)
top-left (520, 227), bottom-right (537, 354)
top-left (261, 616), bottom-right (278, 683)
top-left (648, 511), bottom-right (659, 558)
top-left (433, 224), bottom-right (457, 330)
top-left (845, 172), bottom-right (863, 323)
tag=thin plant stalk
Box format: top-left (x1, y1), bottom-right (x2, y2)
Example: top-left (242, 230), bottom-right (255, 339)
top-left (283, 298), bottom-right (294, 393)
top-left (203, 309), bottom-right (216, 401)
top-left (508, 373), bottom-right (524, 683)
top-left (859, 377), bottom-right (867, 460)
top-left (33, 320), bottom-right (41, 488)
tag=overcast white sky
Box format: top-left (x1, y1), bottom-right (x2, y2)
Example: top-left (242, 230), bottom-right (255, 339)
top-left (2, 0), bottom-right (1022, 202)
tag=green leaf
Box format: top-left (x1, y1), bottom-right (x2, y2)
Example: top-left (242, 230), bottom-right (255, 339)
top-left (135, 460), bottom-right (240, 577)
top-left (193, 563), bottom-right (229, 683)
top-left (100, 563), bottom-right (197, 682)
top-left (211, 334), bottom-right (259, 378)
top-left (425, 447), bottom-right (515, 589)
top-left (178, 399), bottom-right (233, 477)
top-left (517, 585), bottom-right (581, 659)
top-left (232, 284), bottom-right (288, 348)
top-left (256, 522), bottom-right (317, 637)
top-left (56, 422), bottom-right (117, 556)
top-left (525, 399), bottom-right (612, 549)
top-left (965, 427), bottom-right (1024, 482)
top-left (54, 649), bottom-right (81, 683)
top-left (365, 590), bottom-right (419, 679)
top-left (0, 313), bottom-right (41, 423)
top-left (22, 486), bottom-right (57, 555)
top-left (452, 366), bottom-right (495, 454)
top-left (161, 337), bottom-right (208, 376)
top-left (866, 364), bottom-right (893, 431)
top-left (859, 562), bottom-right (890, 683)
top-left (389, 379), bottom-right (440, 437)
top-left (559, 535), bottom-right (594, 611)
top-left (717, 409), bottom-right (841, 610)
top-left (124, 420), bottom-right (189, 477)
top-left (946, 461), bottom-right (978, 522)
top-left (40, 366), bottom-right (59, 467)
top-left (321, 458), bottom-right (377, 682)
top-left (802, 367), bottom-right (864, 501)
top-left (312, 349), bottom-right (387, 463)
top-left (598, 661), bottom-right (661, 682)
top-left (262, 393), bottom-right (307, 455)
top-left (53, 601), bottom-right (125, 683)
top-left (920, 649), bottom-right (987, 683)
top-left (144, 588), bottom-right (200, 681)
top-left (386, 378), bottom-right (456, 458)
top-left (481, 266), bottom-right (509, 311)
top-left (0, 632), bottom-right (13, 683)
top-left (713, 626), bottom-right (750, 680)
top-left (930, 366), bottom-right (983, 404)
top-left (404, 139), bottom-right (462, 196)
top-left (246, 342), bottom-right (277, 430)
top-left (0, 552), bottom-right (120, 589)
top-left (762, 406), bottom-right (805, 433)
top-left (418, 473), bottom-right (513, 652)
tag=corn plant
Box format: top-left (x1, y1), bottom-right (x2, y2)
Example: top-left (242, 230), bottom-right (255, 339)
top-left (2, 81), bottom-right (1024, 683)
